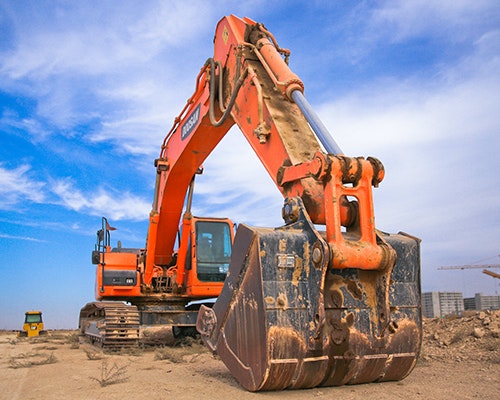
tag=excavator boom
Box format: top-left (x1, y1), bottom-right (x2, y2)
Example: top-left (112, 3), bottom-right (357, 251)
top-left (145, 15), bottom-right (398, 281)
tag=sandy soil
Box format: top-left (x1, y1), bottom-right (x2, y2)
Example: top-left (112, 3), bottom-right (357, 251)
top-left (1, 313), bottom-right (499, 400)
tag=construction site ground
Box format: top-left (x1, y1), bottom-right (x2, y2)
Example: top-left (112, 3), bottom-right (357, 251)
top-left (0, 310), bottom-right (498, 400)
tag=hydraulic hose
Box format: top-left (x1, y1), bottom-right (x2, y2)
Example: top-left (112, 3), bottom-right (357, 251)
top-left (207, 58), bottom-right (248, 127)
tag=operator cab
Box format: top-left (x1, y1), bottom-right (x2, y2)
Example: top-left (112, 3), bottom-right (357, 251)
top-left (180, 216), bottom-right (235, 296)
top-left (195, 220), bottom-right (232, 282)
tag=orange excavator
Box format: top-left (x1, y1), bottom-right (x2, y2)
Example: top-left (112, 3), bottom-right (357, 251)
top-left (79, 15), bottom-right (422, 391)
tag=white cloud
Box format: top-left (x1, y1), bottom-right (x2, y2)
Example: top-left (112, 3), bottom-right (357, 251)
top-left (0, 2), bottom-right (217, 80)
top-left (0, 1), bottom-right (228, 143)
top-left (326, 0), bottom-right (500, 68)
top-left (318, 24), bottom-right (500, 155)
top-left (318, 73), bottom-right (499, 158)
top-left (0, 109), bottom-right (51, 141)
top-left (0, 164), bottom-right (45, 208)
top-left (50, 179), bottom-right (150, 221)
top-left (0, 233), bottom-right (46, 242)
top-left (371, 0), bottom-right (499, 42)
top-left (193, 129), bottom-right (284, 227)
top-left (94, 114), bottom-right (166, 156)
top-left (0, 162), bottom-right (151, 222)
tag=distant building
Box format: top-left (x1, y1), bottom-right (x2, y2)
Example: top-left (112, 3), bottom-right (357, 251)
top-left (422, 291), bottom-right (464, 318)
top-left (464, 293), bottom-right (500, 311)
top-left (463, 297), bottom-right (476, 310)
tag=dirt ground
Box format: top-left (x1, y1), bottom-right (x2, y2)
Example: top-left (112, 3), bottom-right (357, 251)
top-left (1, 311), bottom-right (498, 400)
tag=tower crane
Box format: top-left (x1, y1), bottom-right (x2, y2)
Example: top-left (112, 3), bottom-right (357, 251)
top-left (438, 257), bottom-right (500, 280)
top-left (482, 270), bottom-right (500, 279)
top-left (438, 264), bottom-right (500, 270)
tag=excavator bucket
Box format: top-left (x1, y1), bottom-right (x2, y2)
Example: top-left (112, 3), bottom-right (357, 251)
top-left (197, 200), bottom-right (422, 391)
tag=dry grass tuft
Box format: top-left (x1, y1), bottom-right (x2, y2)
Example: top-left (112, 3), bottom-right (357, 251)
top-left (9, 352), bottom-right (57, 368)
top-left (82, 345), bottom-right (105, 360)
top-left (65, 332), bottom-right (81, 349)
top-left (154, 347), bottom-right (185, 363)
top-left (154, 338), bottom-right (206, 363)
top-left (90, 359), bottom-right (129, 387)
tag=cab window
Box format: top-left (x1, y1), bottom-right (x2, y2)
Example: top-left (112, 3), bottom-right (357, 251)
top-left (195, 221), bottom-right (231, 282)
top-left (25, 313), bottom-right (42, 323)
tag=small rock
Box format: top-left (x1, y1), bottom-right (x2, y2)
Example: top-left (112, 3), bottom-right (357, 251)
top-left (472, 327), bottom-right (485, 338)
top-left (478, 312), bottom-right (486, 320)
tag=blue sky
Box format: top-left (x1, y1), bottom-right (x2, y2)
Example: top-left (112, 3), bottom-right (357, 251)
top-left (1, 1), bottom-right (499, 329)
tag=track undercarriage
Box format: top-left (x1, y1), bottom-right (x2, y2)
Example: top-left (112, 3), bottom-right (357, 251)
top-left (78, 297), bottom-right (210, 350)
top-left (79, 302), bottom-right (140, 350)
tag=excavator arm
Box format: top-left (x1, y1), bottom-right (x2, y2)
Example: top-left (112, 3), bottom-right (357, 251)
top-left (144, 15), bottom-right (421, 391)
top-left (146, 15), bottom-right (392, 282)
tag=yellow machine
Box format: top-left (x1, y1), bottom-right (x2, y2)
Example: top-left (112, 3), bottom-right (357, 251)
top-left (19, 311), bottom-right (46, 337)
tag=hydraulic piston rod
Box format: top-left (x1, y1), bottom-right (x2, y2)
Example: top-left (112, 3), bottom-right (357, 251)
top-left (292, 90), bottom-right (343, 156)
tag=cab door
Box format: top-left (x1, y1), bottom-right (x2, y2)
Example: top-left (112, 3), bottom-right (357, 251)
top-left (185, 218), bottom-right (234, 296)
